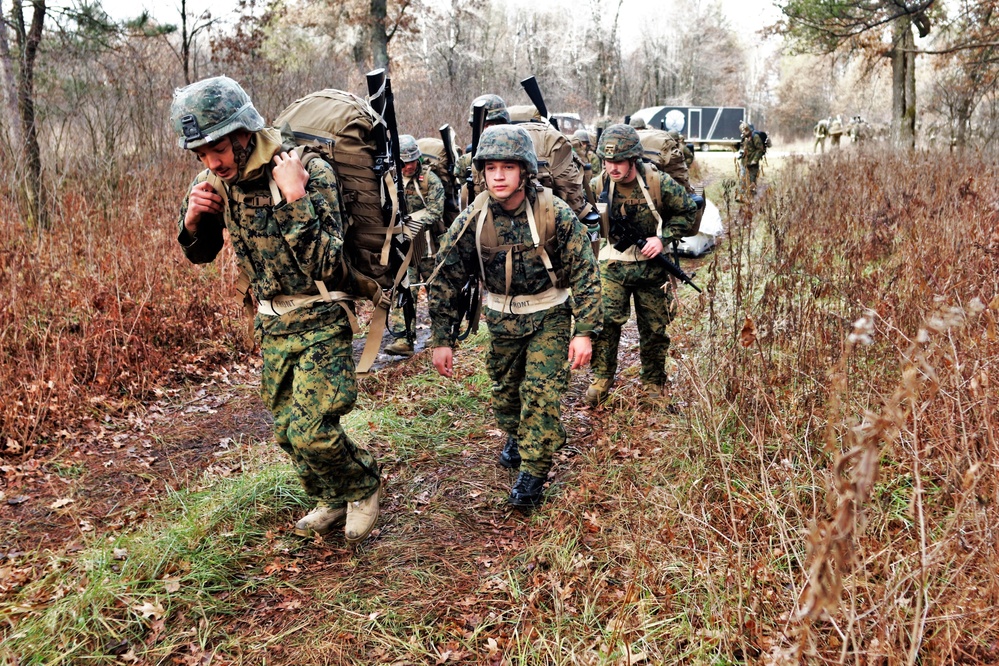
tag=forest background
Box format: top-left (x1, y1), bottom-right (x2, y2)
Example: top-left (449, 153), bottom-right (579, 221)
top-left (2, 0), bottom-right (999, 663)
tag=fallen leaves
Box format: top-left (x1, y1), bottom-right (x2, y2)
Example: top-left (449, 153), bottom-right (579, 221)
top-left (133, 600), bottom-right (165, 620)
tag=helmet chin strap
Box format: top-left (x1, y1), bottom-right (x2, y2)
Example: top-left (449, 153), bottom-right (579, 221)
top-left (229, 133), bottom-right (255, 183)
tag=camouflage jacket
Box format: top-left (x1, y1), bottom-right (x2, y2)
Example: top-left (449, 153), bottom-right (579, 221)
top-left (590, 164), bottom-right (697, 261)
top-left (740, 132), bottom-right (766, 166)
top-left (428, 188), bottom-right (602, 346)
top-left (404, 165), bottom-right (446, 236)
top-left (587, 150), bottom-right (601, 175)
top-left (177, 128), bottom-right (350, 337)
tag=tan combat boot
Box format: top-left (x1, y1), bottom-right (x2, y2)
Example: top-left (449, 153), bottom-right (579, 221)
top-left (584, 378), bottom-right (614, 406)
top-left (294, 501), bottom-right (347, 537)
top-left (345, 485), bottom-right (382, 544)
top-left (383, 339), bottom-right (414, 357)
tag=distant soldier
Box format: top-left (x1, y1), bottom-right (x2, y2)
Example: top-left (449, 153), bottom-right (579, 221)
top-left (737, 120), bottom-right (766, 199)
top-left (662, 111), bottom-right (694, 169)
top-left (848, 115), bottom-right (867, 143)
top-left (170, 76), bottom-right (382, 544)
top-left (429, 125), bottom-right (602, 510)
top-left (454, 94), bottom-right (511, 193)
top-left (813, 118), bottom-right (829, 153)
top-left (384, 134), bottom-right (446, 357)
top-left (572, 129), bottom-right (601, 176)
top-left (670, 131), bottom-right (695, 169)
top-left (586, 124), bottom-right (697, 406)
top-left (829, 115), bottom-right (844, 148)
top-left (628, 116), bottom-right (647, 129)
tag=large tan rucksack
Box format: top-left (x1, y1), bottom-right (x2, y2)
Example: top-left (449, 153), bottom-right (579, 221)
top-left (273, 88), bottom-right (413, 373)
top-left (636, 127), bottom-right (703, 234)
top-left (274, 89), bottom-right (402, 292)
top-left (636, 128), bottom-right (692, 193)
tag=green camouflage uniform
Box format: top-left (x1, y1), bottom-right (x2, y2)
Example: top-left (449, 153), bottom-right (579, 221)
top-left (404, 165), bottom-right (446, 280)
top-left (177, 128), bottom-right (380, 507)
top-left (428, 189), bottom-right (602, 477)
top-left (739, 130), bottom-right (765, 186)
top-left (590, 164), bottom-right (697, 386)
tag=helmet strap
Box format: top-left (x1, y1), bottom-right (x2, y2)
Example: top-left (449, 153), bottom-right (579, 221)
top-left (230, 131), bottom-right (255, 181)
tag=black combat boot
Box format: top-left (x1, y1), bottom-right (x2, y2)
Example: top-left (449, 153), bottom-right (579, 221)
top-left (498, 435), bottom-right (521, 469)
top-left (508, 471), bottom-right (546, 511)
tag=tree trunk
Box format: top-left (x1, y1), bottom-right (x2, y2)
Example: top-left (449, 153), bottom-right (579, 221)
top-left (890, 14), bottom-right (916, 149)
top-left (0, 20), bottom-right (21, 148)
top-left (12, 0), bottom-right (47, 229)
top-left (370, 0), bottom-right (389, 71)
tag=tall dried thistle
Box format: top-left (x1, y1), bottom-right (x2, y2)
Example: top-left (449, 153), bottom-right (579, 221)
top-left (796, 298), bottom-right (987, 632)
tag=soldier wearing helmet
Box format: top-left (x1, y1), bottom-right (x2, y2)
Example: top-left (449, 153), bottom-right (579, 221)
top-left (429, 125), bottom-right (602, 511)
top-left (384, 134), bottom-right (446, 357)
top-left (585, 124), bottom-right (697, 407)
top-left (171, 76), bottom-right (382, 544)
top-left (737, 120), bottom-right (766, 199)
top-left (571, 128), bottom-right (601, 178)
top-left (453, 94), bottom-right (512, 186)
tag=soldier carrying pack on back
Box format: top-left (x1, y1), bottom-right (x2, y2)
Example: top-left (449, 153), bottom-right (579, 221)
top-left (429, 125), bottom-right (603, 511)
top-left (171, 76), bottom-right (382, 544)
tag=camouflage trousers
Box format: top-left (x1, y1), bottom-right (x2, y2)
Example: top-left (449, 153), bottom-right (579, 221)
top-left (486, 307), bottom-right (571, 477)
top-left (740, 163), bottom-right (760, 186)
top-left (260, 326), bottom-right (380, 506)
top-left (591, 260), bottom-right (676, 386)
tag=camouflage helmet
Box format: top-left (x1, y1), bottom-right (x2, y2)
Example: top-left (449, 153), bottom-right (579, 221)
top-left (170, 76), bottom-right (265, 150)
top-left (573, 129), bottom-right (591, 145)
top-left (473, 125), bottom-right (538, 175)
top-left (468, 94), bottom-right (511, 125)
top-left (628, 116), bottom-right (647, 129)
top-left (596, 124), bottom-right (643, 161)
top-left (398, 134), bottom-right (420, 162)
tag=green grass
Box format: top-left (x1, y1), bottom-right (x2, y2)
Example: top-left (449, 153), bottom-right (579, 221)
top-left (1, 463), bottom-right (307, 664)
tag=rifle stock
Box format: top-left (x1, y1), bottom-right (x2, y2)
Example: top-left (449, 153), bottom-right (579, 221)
top-left (520, 75), bottom-right (557, 130)
top-left (465, 102), bottom-right (487, 206)
top-left (439, 123), bottom-right (460, 216)
top-left (366, 67), bottom-right (416, 342)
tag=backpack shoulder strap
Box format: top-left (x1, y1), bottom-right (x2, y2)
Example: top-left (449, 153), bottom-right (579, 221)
top-left (535, 186), bottom-right (555, 248)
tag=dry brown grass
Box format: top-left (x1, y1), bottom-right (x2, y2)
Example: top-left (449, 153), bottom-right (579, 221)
top-left (697, 147), bottom-right (999, 663)
top-left (0, 157), bottom-right (249, 455)
top-left (3, 146), bottom-right (999, 665)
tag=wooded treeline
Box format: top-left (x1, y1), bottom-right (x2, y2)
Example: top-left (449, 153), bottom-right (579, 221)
top-left (0, 0), bottom-right (998, 228)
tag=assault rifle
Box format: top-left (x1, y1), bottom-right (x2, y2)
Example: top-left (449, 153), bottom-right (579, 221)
top-left (597, 180), bottom-right (702, 293)
top-left (366, 67), bottom-right (416, 344)
top-left (610, 215), bottom-right (701, 292)
top-left (439, 123), bottom-right (461, 220)
top-left (450, 275), bottom-right (481, 342)
top-left (465, 101), bottom-right (487, 207)
top-left (520, 75), bottom-right (557, 130)
top-left (450, 106), bottom-right (487, 344)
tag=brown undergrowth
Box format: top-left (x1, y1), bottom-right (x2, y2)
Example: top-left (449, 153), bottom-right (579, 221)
top-left (2, 148), bottom-right (999, 664)
top-left (0, 157), bottom-right (250, 455)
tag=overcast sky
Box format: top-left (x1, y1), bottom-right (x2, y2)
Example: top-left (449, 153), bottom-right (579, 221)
top-left (92, 0), bottom-right (783, 37)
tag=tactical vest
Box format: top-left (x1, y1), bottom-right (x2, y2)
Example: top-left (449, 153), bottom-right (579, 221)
top-left (469, 186), bottom-right (567, 293)
top-left (594, 166), bottom-right (672, 263)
